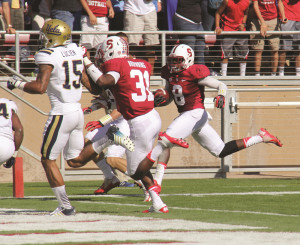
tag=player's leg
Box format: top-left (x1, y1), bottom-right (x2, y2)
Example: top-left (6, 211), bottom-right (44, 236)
top-left (94, 153), bottom-right (121, 195)
top-left (41, 113), bottom-right (81, 216)
top-left (153, 148), bottom-right (170, 191)
top-left (148, 109), bottom-right (204, 163)
top-left (193, 122), bottom-right (282, 159)
top-left (127, 109), bottom-right (168, 213)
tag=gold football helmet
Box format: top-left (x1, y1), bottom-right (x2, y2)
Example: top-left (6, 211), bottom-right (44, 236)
top-left (40, 19), bottom-right (71, 48)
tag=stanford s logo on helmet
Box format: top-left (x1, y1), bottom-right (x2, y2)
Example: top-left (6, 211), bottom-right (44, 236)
top-left (41, 19), bottom-right (71, 48)
top-left (167, 44), bottom-right (195, 73)
top-left (97, 36), bottom-right (129, 63)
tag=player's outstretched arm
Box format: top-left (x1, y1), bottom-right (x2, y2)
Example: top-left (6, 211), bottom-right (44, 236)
top-left (198, 76), bottom-right (227, 109)
top-left (7, 64), bottom-right (51, 94)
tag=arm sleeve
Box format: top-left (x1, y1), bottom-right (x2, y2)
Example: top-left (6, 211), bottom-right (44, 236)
top-left (198, 76), bottom-right (227, 96)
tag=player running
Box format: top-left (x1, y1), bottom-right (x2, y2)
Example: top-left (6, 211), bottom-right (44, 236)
top-left (147, 44), bottom-right (283, 188)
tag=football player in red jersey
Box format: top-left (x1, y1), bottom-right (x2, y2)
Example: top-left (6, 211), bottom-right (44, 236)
top-left (147, 44), bottom-right (283, 178)
top-left (81, 36), bottom-right (169, 213)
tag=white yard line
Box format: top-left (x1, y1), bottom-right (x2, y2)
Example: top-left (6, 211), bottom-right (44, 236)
top-left (0, 210), bottom-right (300, 245)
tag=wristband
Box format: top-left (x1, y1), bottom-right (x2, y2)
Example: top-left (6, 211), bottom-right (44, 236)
top-left (86, 64), bottom-right (103, 83)
top-left (13, 151), bottom-right (18, 158)
top-left (83, 56), bottom-right (92, 66)
top-left (7, 24), bottom-right (12, 28)
top-left (15, 80), bottom-right (26, 90)
top-left (218, 89), bottom-right (226, 96)
top-left (99, 114), bottom-right (113, 126)
top-left (216, 27), bottom-right (221, 30)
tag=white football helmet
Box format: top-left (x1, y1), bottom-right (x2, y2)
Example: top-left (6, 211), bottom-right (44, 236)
top-left (167, 44), bottom-right (194, 73)
top-left (40, 19), bottom-right (71, 48)
top-left (96, 36), bottom-right (128, 63)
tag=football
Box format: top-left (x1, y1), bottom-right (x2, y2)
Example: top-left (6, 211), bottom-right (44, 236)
top-left (153, 88), bottom-right (170, 107)
top-left (154, 88), bottom-right (169, 99)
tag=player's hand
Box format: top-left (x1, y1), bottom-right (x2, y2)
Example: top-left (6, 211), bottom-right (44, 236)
top-left (85, 120), bottom-right (104, 131)
top-left (82, 107), bottom-right (93, 114)
top-left (3, 157), bottom-right (15, 168)
top-left (7, 75), bottom-right (24, 90)
top-left (154, 95), bottom-right (167, 107)
top-left (214, 95), bottom-right (225, 109)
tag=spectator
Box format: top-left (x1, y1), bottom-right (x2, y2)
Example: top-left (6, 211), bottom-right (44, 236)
top-left (80, 0), bottom-right (115, 59)
top-left (9, 0), bottom-right (25, 30)
top-left (173, 0), bottom-right (206, 65)
top-left (109, 0), bottom-right (124, 30)
top-left (0, 0), bottom-right (16, 33)
top-left (0, 98), bottom-right (23, 168)
top-left (202, 0), bottom-right (217, 31)
top-left (49, 0), bottom-right (82, 30)
top-left (278, 0), bottom-right (300, 76)
top-left (30, 0), bottom-right (52, 30)
top-left (123, 0), bottom-right (160, 71)
top-left (250, 0), bottom-right (286, 76)
top-left (164, 0), bottom-right (177, 31)
top-left (215, 0), bottom-right (250, 76)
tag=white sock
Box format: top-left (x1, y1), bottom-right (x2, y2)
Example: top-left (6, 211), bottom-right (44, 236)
top-left (255, 72), bottom-right (260, 76)
top-left (240, 62), bottom-right (247, 76)
top-left (296, 67), bottom-right (300, 76)
top-left (96, 159), bottom-right (115, 179)
top-left (278, 66), bottom-right (284, 76)
top-left (149, 143), bottom-right (164, 162)
top-left (154, 162), bottom-right (167, 186)
top-left (92, 135), bottom-right (110, 154)
top-left (52, 185), bottom-right (72, 209)
top-left (221, 63), bottom-right (228, 76)
top-left (243, 135), bottom-right (263, 148)
top-left (149, 186), bottom-right (164, 208)
top-left (271, 72), bottom-right (276, 76)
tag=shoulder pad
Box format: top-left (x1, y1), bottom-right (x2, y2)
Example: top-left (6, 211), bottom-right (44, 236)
top-left (38, 48), bottom-right (54, 55)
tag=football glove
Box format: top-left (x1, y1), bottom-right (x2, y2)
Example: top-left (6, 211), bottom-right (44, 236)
top-left (7, 75), bottom-right (26, 90)
top-left (3, 157), bottom-right (16, 168)
top-left (154, 95), bottom-right (167, 107)
top-left (214, 95), bottom-right (225, 109)
top-left (81, 45), bottom-right (88, 58)
top-left (85, 114), bottom-right (113, 131)
top-left (82, 107), bottom-right (93, 115)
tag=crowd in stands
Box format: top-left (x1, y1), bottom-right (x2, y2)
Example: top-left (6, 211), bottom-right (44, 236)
top-left (0, 0), bottom-right (300, 76)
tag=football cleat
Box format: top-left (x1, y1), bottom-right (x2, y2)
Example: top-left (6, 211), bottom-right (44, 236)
top-left (50, 206), bottom-right (76, 216)
top-left (106, 125), bottom-right (135, 152)
top-left (94, 176), bottom-right (121, 195)
top-left (158, 132), bottom-right (189, 148)
top-left (142, 204), bottom-right (169, 213)
top-left (258, 128), bottom-right (282, 147)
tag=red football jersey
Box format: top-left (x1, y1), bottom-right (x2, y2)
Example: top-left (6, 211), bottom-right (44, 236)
top-left (161, 64), bottom-right (210, 113)
top-left (102, 58), bottom-right (154, 120)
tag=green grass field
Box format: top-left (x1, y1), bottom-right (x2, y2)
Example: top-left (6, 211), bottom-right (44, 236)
top-left (1, 178), bottom-right (300, 234)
